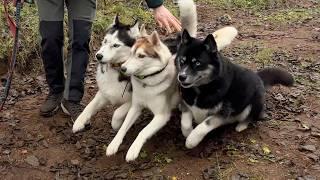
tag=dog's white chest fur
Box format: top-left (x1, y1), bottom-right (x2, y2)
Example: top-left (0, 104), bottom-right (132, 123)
top-left (96, 64), bottom-right (131, 105)
top-left (187, 105), bottom-right (209, 124)
top-left (187, 102), bottom-right (222, 124)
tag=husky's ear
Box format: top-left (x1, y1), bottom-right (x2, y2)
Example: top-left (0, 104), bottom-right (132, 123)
top-left (181, 29), bottom-right (192, 45)
top-left (113, 14), bottom-right (120, 26)
top-left (130, 20), bottom-right (140, 37)
top-left (150, 31), bottom-right (160, 46)
top-left (203, 34), bottom-right (217, 53)
top-left (139, 24), bottom-right (148, 36)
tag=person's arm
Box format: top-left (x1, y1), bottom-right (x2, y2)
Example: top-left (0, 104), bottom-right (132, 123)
top-left (145, 0), bottom-right (181, 33)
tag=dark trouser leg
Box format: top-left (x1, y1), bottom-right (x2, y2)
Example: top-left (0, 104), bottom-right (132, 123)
top-left (64, 0), bottom-right (96, 102)
top-left (36, 0), bottom-right (65, 116)
top-left (39, 21), bottom-right (65, 94)
top-left (36, 0), bottom-right (65, 94)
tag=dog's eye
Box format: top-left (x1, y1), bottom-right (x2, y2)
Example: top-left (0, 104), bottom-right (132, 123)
top-left (195, 62), bottom-right (201, 66)
top-left (112, 44), bottom-right (120, 48)
top-left (138, 54), bottom-right (146, 58)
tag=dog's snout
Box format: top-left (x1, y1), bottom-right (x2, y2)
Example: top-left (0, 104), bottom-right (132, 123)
top-left (121, 66), bottom-right (127, 73)
top-left (178, 74), bottom-right (187, 82)
top-left (96, 53), bottom-right (103, 61)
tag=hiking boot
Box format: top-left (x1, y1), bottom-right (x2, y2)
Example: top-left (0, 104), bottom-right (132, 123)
top-left (40, 92), bottom-right (63, 117)
top-left (61, 99), bottom-right (85, 122)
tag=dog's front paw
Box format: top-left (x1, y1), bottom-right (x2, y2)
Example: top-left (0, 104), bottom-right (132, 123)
top-left (106, 138), bottom-right (122, 156)
top-left (235, 121), bottom-right (249, 132)
top-left (72, 117), bottom-right (89, 133)
top-left (181, 127), bottom-right (193, 138)
top-left (185, 132), bottom-right (201, 149)
top-left (125, 141), bottom-right (143, 162)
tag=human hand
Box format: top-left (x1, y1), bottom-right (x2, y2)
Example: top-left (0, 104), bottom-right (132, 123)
top-left (153, 5), bottom-right (181, 34)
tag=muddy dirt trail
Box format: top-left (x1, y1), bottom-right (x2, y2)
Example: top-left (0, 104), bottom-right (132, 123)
top-left (1, 2), bottom-right (320, 179)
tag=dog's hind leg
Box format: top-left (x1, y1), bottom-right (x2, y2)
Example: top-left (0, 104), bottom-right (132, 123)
top-left (72, 91), bottom-right (109, 133)
top-left (106, 105), bottom-right (142, 156)
top-left (111, 102), bottom-right (131, 131)
top-left (126, 113), bottom-right (171, 162)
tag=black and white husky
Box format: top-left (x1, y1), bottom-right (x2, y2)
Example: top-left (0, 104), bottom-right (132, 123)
top-left (72, 16), bottom-right (139, 133)
top-left (175, 29), bottom-right (294, 149)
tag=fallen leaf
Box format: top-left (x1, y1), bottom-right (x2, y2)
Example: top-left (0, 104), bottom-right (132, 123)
top-left (250, 139), bottom-right (256, 144)
top-left (248, 157), bottom-right (259, 163)
top-left (139, 151), bottom-right (148, 159)
top-left (262, 145), bottom-right (271, 155)
top-left (171, 176), bottom-right (177, 180)
top-left (165, 157), bottom-right (173, 163)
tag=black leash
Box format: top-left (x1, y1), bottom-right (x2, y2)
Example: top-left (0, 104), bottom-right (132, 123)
top-left (0, 0), bottom-right (23, 111)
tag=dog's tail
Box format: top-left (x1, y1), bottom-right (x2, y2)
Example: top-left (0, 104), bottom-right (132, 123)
top-left (257, 68), bottom-right (294, 88)
top-left (178, 0), bottom-right (197, 37)
top-left (212, 26), bottom-right (238, 51)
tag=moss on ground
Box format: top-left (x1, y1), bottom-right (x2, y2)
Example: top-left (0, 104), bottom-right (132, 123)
top-left (264, 8), bottom-right (319, 24)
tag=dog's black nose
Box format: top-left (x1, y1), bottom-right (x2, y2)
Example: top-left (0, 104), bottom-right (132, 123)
top-left (96, 54), bottom-right (103, 61)
top-left (178, 74), bottom-right (187, 82)
top-left (121, 66), bottom-right (127, 73)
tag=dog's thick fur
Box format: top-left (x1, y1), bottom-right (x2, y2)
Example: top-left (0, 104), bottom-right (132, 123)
top-left (105, 0), bottom-right (240, 161)
top-left (72, 17), bottom-right (139, 133)
top-left (105, 0), bottom-right (199, 162)
top-left (106, 30), bottom-right (180, 161)
top-left (175, 29), bottom-right (294, 149)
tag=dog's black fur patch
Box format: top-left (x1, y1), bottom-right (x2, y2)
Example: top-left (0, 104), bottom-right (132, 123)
top-left (106, 17), bottom-right (136, 47)
top-left (175, 30), bottom-right (294, 121)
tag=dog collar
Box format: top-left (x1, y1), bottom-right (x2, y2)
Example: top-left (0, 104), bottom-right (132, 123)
top-left (134, 62), bottom-right (168, 80)
top-left (110, 62), bottom-right (122, 69)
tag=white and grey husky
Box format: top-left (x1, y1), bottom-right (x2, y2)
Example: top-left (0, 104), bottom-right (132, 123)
top-left (105, 0), bottom-right (239, 161)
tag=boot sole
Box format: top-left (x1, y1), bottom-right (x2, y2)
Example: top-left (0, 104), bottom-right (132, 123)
top-left (40, 106), bottom-right (60, 117)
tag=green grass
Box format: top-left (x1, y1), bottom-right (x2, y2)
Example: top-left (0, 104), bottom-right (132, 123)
top-left (264, 8), bottom-right (319, 24)
top-left (199, 0), bottom-right (291, 10)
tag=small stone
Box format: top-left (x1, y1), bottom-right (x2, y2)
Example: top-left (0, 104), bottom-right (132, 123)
top-left (311, 164), bottom-right (320, 171)
top-left (75, 141), bottom-right (81, 149)
top-left (39, 157), bottom-right (47, 166)
top-left (115, 172), bottom-right (128, 179)
top-left (42, 140), bottom-right (49, 148)
top-left (3, 150), bottom-right (10, 155)
top-left (203, 167), bottom-right (219, 180)
top-left (85, 147), bottom-right (90, 154)
top-left (25, 155), bottom-right (40, 167)
top-left (306, 154), bottom-right (319, 162)
top-left (296, 175), bottom-right (317, 180)
top-left (21, 150), bottom-right (28, 154)
top-left (232, 172), bottom-right (250, 180)
top-left (71, 159), bottom-right (80, 165)
top-left (299, 145), bottom-right (316, 152)
top-left (142, 171), bottom-right (153, 178)
top-left (311, 131), bottom-right (320, 138)
top-left (105, 171), bottom-right (116, 180)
